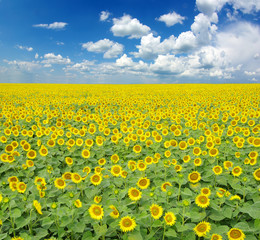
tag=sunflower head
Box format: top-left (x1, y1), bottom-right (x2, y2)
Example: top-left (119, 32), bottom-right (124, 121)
top-left (119, 216), bottom-right (136, 232)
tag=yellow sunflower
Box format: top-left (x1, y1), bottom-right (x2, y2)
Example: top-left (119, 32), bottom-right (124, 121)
top-left (227, 228), bottom-right (245, 240)
top-left (119, 216), bottom-right (136, 232)
top-left (33, 200), bottom-right (43, 215)
top-left (17, 182), bottom-right (27, 193)
top-left (161, 182), bottom-right (172, 192)
top-left (201, 187), bottom-right (211, 196)
top-left (74, 199), bottom-right (82, 208)
top-left (65, 157), bottom-right (73, 166)
top-left (188, 171), bottom-right (201, 183)
top-left (82, 149), bottom-right (90, 159)
top-left (137, 177), bottom-right (150, 189)
top-left (90, 174), bottom-right (102, 186)
top-left (137, 162), bottom-right (147, 171)
top-left (133, 145), bottom-right (142, 153)
top-left (194, 221), bottom-right (211, 237)
top-left (195, 194), bottom-right (210, 208)
top-left (54, 178), bottom-right (66, 189)
top-left (71, 173), bottom-right (82, 183)
top-left (89, 204), bottom-right (104, 220)
top-left (111, 165), bottom-right (122, 177)
top-left (213, 165), bottom-right (223, 175)
top-left (253, 168), bottom-right (260, 181)
top-left (109, 205), bottom-right (120, 219)
top-left (27, 150), bottom-right (37, 159)
top-left (150, 204), bottom-right (163, 219)
top-left (211, 234), bottom-right (223, 240)
top-left (94, 196), bottom-right (102, 203)
top-left (128, 188), bottom-right (142, 201)
top-left (164, 212), bottom-right (176, 226)
top-left (232, 166), bottom-right (242, 177)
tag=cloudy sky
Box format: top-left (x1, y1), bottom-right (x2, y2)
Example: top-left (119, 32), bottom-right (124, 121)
top-left (0, 0), bottom-right (259, 83)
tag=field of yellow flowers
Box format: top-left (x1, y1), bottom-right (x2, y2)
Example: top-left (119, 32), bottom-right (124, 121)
top-left (0, 83), bottom-right (259, 240)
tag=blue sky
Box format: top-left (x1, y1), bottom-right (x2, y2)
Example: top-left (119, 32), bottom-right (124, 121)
top-left (0, 0), bottom-right (259, 83)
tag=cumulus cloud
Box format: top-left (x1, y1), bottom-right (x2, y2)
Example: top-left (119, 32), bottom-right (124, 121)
top-left (65, 60), bottom-right (95, 72)
top-left (157, 11), bottom-right (186, 27)
top-left (196, 0), bottom-right (227, 15)
top-left (230, 0), bottom-right (260, 14)
top-left (111, 14), bottom-right (151, 38)
top-left (4, 60), bottom-right (41, 72)
top-left (42, 53), bottom-right (71, 66)
top-left (100, 11), bottom-right (110, 21)
top-left (131, 33), bottom-right (176, 60)
top-left (33, 22), bottom-right (68, 30)
top-left (82, 39), bottom-right (123, 58)
top-left (17, 45), bottom-right (33, 51)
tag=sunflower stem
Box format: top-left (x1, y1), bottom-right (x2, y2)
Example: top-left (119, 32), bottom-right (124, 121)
top-left (162, 222), bottom-right (166, 240)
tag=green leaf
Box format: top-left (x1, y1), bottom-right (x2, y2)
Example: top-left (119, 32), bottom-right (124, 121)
top-left (223, 207), bottom-right (232, 219)
top-left (0, 234), bottom-right (7, 240)
top-left (10, 208), bottom-right (21, 218)
top-left (34, 228), bottom-right (49, 239)
top-left (15, 216), bottom-right (30, 229)
top-left (41, 217), bottom-right (54, 228)
top-left (234, 222), bottom-right (251, 232)
top-left (164, 229), bottom-right (177, 237)
top-left (183, 231), bottom-right (196, 240)
top-left (94, 224), bottom-right (107, 238)
top-left (241, 201), bottom-right (260, 219)
top-left (209, 210), bottom-right (225, 221)
top-left (152, 220), bottom-right (162, 228)
top-left (128, 231), bottom-right (143, 240)
top-left (72, 221), bottom-right (86, 233)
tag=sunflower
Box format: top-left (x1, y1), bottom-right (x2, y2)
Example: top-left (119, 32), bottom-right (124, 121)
top-left (133, 145), bottom-right (142, 153)
top-left (188, 171), bottom-right (201, 183)
top-left (211, 234), bottom-right (223, 240)
top-left (98, 158), bottom-right (106, 166)
top-left (232, 166), bottom-right (242, 177)
top-left (54, 178), bottom-right (66, 189)
top-left (137, 177), bottom-right (150, 189)
top-left (252, 137), bottom-right (260, 147)
top-left (137, 162), bottom-right (147, 171)
top-left (179, 141), bottom-right (187, 150)
top-left (83, 166), bottom-right (91, 174)
top-left (89, 204), bottom-right (104, 220)
top-left (27, 150), bottom-right (37, 159)
top-left (175, 164), bottom-right (182, 172)
top-left (17, 182), bottom-right (27, 193)
top-left (128, 188), bottom-right (142, 201)
top-left (94, 196), bottom-right (102, 203)
top-left (71, 173), bottom-right (82, 183)
top-left (26, 160), bottom-right (34, 168)
top-left (33, 200), bottom-right (43, 215)
top-left (193, 147), bottom-right (201, 156)
top-left (164, 212), bottom-right (176, 226)
top-left (209, 148), bottom-right (218, 157)
top-left (227, 228), bottom-right (245, 240)
top-left (194, 221), bottom-right (211, 237)
top-left (39, 146), bottom-right (48, 156)
top-left (5, 144), bottom-right (14, 153)
top-left (195, 194), bottom-right (210, 208)
top-left (109, 205), bottom-right (120, 219)
top-left (65, 157), bottom-right (73, 166)
top-left (253, 168), bottom-right (260, 181)
top-left (0, 193), bottom-right (2, 202)
top-left (62, 172), bottom-right (72, 180)
top-left (74, 199), bottom-right (82, 208)
top-left (90, 174), bottom-right (102, 186)
top-left (119, 216), bottom-right (136, 232)
top-left (213, 166), bottom-right (223, 175)
top-left (201, 187), bottom-right (211, 196)
top-left (150, 204), bottom-right (163, 219)
top-left (82, 149), bottom-right (90, 159)
top-left (111, 165), bottom-right (122, 177)
top-left (224, 161), bottom-right (233, 170)
top-left (194, 158), bottom-right (202, 166)
top-left (161, 182), bottom-right (172, 192)
top-left (8, 176), bottom-right (19, 183)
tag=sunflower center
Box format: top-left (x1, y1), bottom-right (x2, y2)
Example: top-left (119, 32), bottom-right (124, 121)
top-left (256, 170), bottom-right (260, 178)
top-left (197, 224), bottom-right (206, 232)
top-left (94, 207), bottom-right (101, 215)
top-left (58, 179), bottom-right (64, 186)
top-left (190, 173), bottom-right (198, 180)
top-left (230, 229), bottom-right (241, 238)
top-left (123, 219), bottom-right (132, 227)
top-left (139, 179), bottom-right (147, 186)
top-left (93, 176), bottom-right (100, 182)
top-left (166, 215), bottom-right (172, 222)
top-left (152, 207), bottom-right (159, 215)
top-left (131, 189), bottom-right (139, 197)
top-left (199, 196), bottom-right (207, 203)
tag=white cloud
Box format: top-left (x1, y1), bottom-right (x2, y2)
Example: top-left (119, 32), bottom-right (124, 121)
top-left (157, 11), bottom-right (186, 27)
top-left (35, 53), bottom-right (39, 59)
top-left (42, 53), bottom-right (71, 66)
top-left (111, 14), bottom-right (151, 38)
top-left (100, 11), bottom-right (110, 21)
top-left (4, 60), bottom-right (41, 72)
top-left (33, 22), bottom-right (68, 30)
top-left (132, 33), bottom-right (176, 60)
top-left (116, 54), bottom-right (134, 67)
top-left (196, 0), bottom-right (227, 15)
top-left (175, 31), bottom-right (197, 52)
top-left (191, 13), bottom-right (218, 46)
top-left (57, 41), bottom-right (64, 46)
top-left (82, 39), bottom-right (123, 58)
top-left (17, 45), bottom-right (33, 51)
top-left (230, 0), bottom-right (260, 14)
top-left (244, 71), bottom-right (256, 75)
top-left (65, 60), bottom-right (95, 72)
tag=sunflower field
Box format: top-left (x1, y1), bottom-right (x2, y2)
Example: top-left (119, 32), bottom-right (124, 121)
top-left (0, 83), bottom-right (259, 240)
